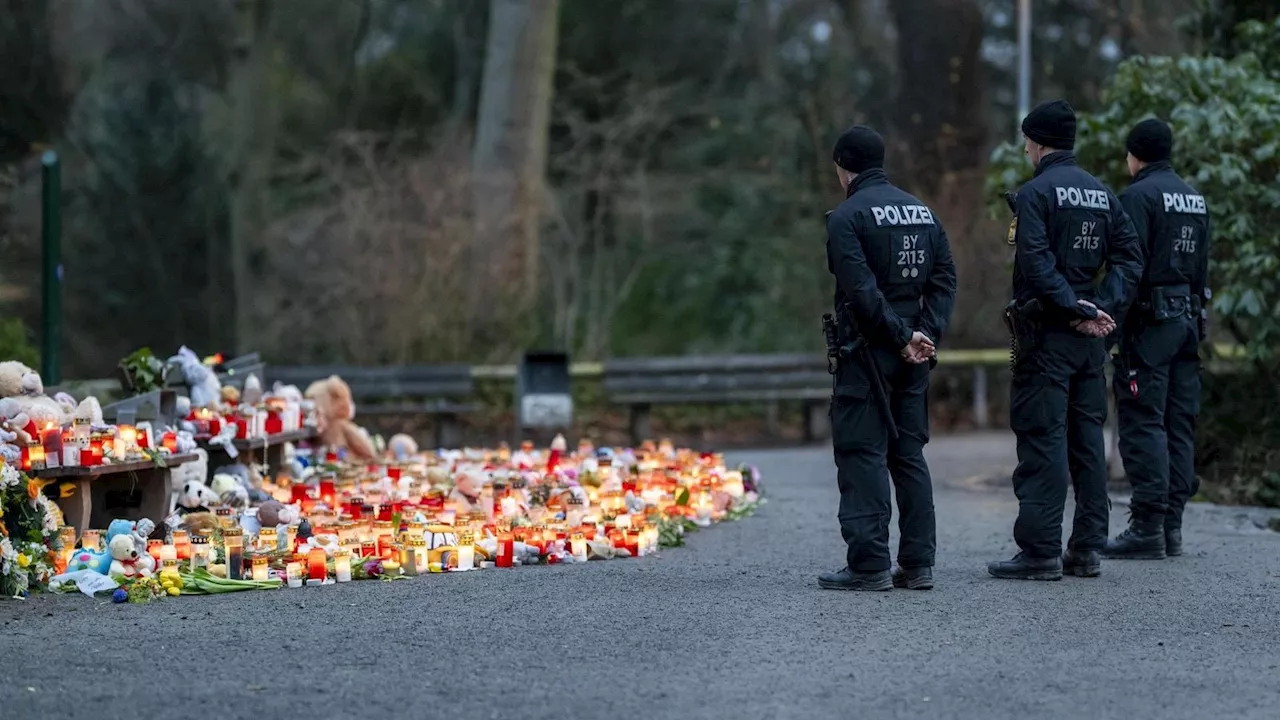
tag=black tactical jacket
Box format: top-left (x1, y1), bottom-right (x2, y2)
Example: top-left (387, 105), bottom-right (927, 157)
top-left (826, 168), bottom-right (957, 349)
top-left (1118, 160), bottom-right (1210, 302)
top-left (1010, 152), bottom-right (1143, 321)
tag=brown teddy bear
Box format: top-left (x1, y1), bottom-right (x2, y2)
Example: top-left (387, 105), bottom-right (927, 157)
top-left (304, 375), bottom-right (376, 461)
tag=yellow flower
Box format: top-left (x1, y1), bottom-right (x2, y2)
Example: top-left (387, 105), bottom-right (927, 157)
top-left (17, 553), bottom-right (30, 568)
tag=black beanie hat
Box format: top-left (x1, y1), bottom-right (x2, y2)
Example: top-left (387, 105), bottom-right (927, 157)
top-left (1021, 99), bottom-right (1077, 150)
top-left (1126, 118), bottom-right (1173, 163)
top-left (832, 125), bottom-right (885, 173)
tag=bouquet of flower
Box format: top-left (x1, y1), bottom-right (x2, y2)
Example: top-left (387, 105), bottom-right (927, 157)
top-left (1, 464), bottom-right (64, 598)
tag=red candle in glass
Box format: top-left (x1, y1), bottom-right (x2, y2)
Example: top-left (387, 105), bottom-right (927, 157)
top-left (388, 467), bottom-right (402, 481)
top-left (290, 484), bottom-right (309, 504)
top-left (147, 540), bottom-right (164, 565)
top-left (162, 432), bottom-right (178, 453)
top-left (307, 547), bottom-right (327, 581)
top-left (137, 428), bottom-right (150, 449)
top-left (19, 444), bottom-right (30, 471)
top-left (319, 480), bottom-right (336, 507)
top-left (496, 532), bottom-right (514, 568)
top-left (265, 413), bottom-right (282, 435)
top-left (360, 540), bottom-right (376, 558)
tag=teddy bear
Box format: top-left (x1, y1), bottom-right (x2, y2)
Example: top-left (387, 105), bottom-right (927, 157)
top-left (177, 479), bottom-right (219, 515)
top-left (0, 362), bottom-right (103, 430)
top-left (388, 433), bottom-right (418, 462)
top-left (304, 375), bottom-right (375, 461)
top-left (108, 518), bottom-right (157, 575)
top-left (167, 346), bottom-right (222, 409)
top-left (107, 534), bottom-right (152, 579)
top-left (168, 448), bottom-right (209, 513)
top-left (255, 499), bottom-right (300, 528)
top-left (210, 473), bottom-right (249, 509)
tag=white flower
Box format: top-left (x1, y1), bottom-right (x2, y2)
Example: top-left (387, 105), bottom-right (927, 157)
top-left (0, 463), bottom-right (19, 490)
top-left (0, 538), bottom-right (17, 576)
top-left (35, 494), bottom-right (58, 534)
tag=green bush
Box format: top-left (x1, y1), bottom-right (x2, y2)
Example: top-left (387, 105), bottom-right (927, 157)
top-left (0, 317), bottom-right (38, 368)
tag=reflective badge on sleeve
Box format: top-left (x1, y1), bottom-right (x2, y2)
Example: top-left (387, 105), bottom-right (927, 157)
top-left (1006, 217), bottom-right (1018, 246)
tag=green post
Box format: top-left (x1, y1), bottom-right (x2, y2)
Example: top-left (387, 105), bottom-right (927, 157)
top-left (41, 150), bottom-right (62, 385)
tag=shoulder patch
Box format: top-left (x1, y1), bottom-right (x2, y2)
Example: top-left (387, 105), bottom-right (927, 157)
top-left (1006, 217), bottom-right (1017, 246)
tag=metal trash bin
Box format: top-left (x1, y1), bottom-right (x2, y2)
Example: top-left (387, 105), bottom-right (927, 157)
top-left (514, 351), bottom-right (573, 441)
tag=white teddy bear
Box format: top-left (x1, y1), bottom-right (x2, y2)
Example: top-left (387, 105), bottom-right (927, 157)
top-left (167, 347), bottom-right (221, 409)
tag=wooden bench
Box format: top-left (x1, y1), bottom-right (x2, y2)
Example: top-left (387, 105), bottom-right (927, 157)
top-left (37, 453), bottom-right (199, 539)
top-left (265, 365), bottom-right (479, 448)
top-left (603, 354), bottom-right (833, 445)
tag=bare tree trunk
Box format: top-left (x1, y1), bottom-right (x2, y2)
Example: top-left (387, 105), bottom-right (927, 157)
top-left (469, 0), bottom-right (560, 345)
top-left (228, 0), bottom-right (276, 354)
top-left (888, 0), bottom-right (984, 200)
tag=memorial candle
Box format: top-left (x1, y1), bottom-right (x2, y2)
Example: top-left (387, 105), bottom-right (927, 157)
top-left (223, 528), bottom-right (245, 580)
top-left (251, 556), bottom-right (269, 581)
top-left (496, 531), bottom-right (514, 568)
top-left (334, 551), bottom-right (352, 582)
top-left (190, 536), bottom-right (209, 571)
top-left (257, 527), bottom-right (278, 552)
top-left (456, 531), bottom-right (475, 571)
top-left (147, 539), bottom-right (164, 565)
top-left (172, 530), bottom-right (191, 560)
top-left (570, 532), bottom-right (588, 562)
top-left (307, 546), bottom-right (327, 582)
top-left (286, 561), bottom-right (303, 588)
top-left (81, 529), bottom-right (102, 552)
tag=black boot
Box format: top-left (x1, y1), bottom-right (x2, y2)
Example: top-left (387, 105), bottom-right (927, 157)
top-left (1062, 548), bottom-right (1101, 578)
top-left (1102, 514), bottom-right (1166, 559)
top-left (987, 552), bottom-right (1063, 581)
top-left (818, 567), bottom-right (892, 591)
top-left (892, 566), bottom-right (934, 590)
top-left (1165, 526), bottom-right (1183, 557)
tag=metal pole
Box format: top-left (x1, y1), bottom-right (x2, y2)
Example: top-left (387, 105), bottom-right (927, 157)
top-left (1017, 0), bottom-right (1032, 137)
top-left (40, 150), bottom-right (63, 386)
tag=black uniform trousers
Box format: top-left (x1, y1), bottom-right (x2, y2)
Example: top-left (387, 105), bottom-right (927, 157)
top-left (1113, 315), bottom-right (1201, 528)
top-left (1010, 327), bottom-right (1110, 558)
top-left (831, 344), bottom-right (935, 573)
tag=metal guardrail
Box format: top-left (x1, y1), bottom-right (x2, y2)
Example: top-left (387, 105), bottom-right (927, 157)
top-left (52, 344), bottom-right (1246, 431)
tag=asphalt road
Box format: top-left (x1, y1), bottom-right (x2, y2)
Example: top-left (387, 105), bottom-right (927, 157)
top-left (3, 431), bottom-right (1278, 720)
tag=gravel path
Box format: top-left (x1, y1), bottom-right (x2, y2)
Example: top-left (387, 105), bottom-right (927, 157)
top-left (2, 431), bottom-right (1278, 720)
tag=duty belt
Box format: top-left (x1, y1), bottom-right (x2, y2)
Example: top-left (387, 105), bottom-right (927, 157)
top-left (1138, 283), bottom-right (1195, 322)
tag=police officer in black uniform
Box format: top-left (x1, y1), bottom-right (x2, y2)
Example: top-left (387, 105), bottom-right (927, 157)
top-left (1104, 119), bottom-right (1211, 560)
top-left (818, 125), bottom-right (957, 592)
top-left (988, 100), bottom-right (1143, 581)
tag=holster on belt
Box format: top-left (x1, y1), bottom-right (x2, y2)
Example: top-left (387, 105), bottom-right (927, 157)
top-left (1138, 285), bottom-right (1193, 323)
top-left (825, 307), bottom-right (899, 440)
top-left (1004, 299), bottom-right (1043, 370)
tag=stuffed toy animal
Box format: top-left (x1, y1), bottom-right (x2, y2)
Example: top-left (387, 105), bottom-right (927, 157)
top-left (271, 382), bottom-right (304, 404)
top-left (168, 449), bottom-right (209, 513)
top-left (255, 500), bottom-right (300, 528)
top-left (210, 473), bottom-right (249, 508)
top-left (0, 424), bottom-right (20, 465)
top-left (107, 518), bottom-right (157, 576)
top-left (304, 375), bottom-right (375, 461)
top-left (66, 546), bottom-right (112, 575)
top-left (107, 534), bottom-right (152, 579)
top-left (241, 374), bottom-right (264, 406)
top-left (167, 346), bottom-right (221, 409)
top-left (220, 385), bottom-right (241, 406)
top-left (388, 433), bottom-right (418, 461)
top-left (0, 362), bottom-right (103, 430)
top-left (177, 479), bottom-right (219, 515)
top-left (181, 511), bottom-right (219, 536)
